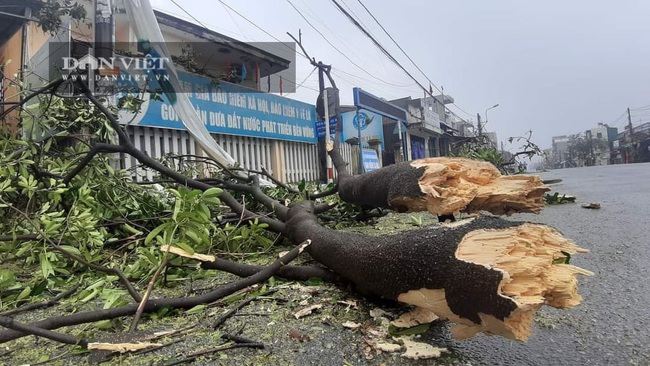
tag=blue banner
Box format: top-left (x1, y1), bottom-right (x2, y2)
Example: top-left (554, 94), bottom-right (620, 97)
top-left (118, 71), bottom-right (317, 143)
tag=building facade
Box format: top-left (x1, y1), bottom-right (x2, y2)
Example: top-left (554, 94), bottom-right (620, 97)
top-left (1, 1), bottom-right (321, 183)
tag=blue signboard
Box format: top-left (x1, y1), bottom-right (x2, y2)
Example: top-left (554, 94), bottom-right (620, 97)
top-left (117, 71), bottom-right (317, 143)
top-left (315, 117), bottom-right (337, 138)
top-left (340, 109), bottom-right (384, 146)
top-left (362, 149), bottom-right (380, 172)
top-left (353, 87), bottom-right (407, 123)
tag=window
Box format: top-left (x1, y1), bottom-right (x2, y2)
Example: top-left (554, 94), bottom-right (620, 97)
top-left (597, 132), bottom-right (603, 139)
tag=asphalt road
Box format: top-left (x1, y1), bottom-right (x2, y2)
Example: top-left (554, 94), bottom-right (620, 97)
top-left (445, 162), bottom-right (650, 366)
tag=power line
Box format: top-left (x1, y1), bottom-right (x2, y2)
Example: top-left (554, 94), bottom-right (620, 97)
top-left (631, 103), bottom-right (650, 110)
top-left (332, 67), bottom-right (416, 88)
top-left (355, 0), bottom-right (443, 96)
top-left (215, 0), bottom-right (309, 60)
top-left (293, 66), bottom-right (319, 91)
top-left (331, 70), bottom-right (421, 100)
top-left (330, 0), bottom-right (474, 120)
top-left (353, 0), bottom-right (474, 118)
top-left (170, 0), bottom-right (209, 29)
top-left (284, 0), bottom-right (411, 88)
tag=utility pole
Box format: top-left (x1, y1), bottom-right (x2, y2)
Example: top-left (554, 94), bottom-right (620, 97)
top-left (627, 107), bottom-right (634, 163)
top-left (627, 107), bottom-right (634, 137)
top-left (477, 113), bottom-right (482, 136)
top-left (289, 32), bottom-right (341, 183)
top-left (94, 0), bottom-right (114, 94)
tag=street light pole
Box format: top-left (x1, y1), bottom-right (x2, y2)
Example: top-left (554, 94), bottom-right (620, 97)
top-left (481, 104), bottom-right (499, 137)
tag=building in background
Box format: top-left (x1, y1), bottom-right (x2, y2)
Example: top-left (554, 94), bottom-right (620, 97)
top-left (1, 1), bottom-right (320, 183)
top-left (389, 94), bottom-right (462, 160)
top-left (552, 123), bottom-right (618, 168)
top-left (612, 122), bottom-right (650, 164)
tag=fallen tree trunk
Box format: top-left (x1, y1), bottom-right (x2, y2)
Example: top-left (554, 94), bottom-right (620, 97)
top-left (328, 143), bottom-right (548, 216)
top-left (286, 202), bottom-right (592, 341)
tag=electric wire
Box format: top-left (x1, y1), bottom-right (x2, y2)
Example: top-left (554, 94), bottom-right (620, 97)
top-left (330, 0), bottom-right (473, 119)
top-left (214, 0), bottom-right (309, 60)
top-left (353, 0), bottom-right (474, 117)
top-left (284, 0), bottom-right (413, 88)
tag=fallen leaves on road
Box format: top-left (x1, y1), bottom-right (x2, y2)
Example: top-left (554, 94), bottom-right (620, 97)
top-left (401, 337), bottom-right (448, 359)
top-left (342, 321), bottom-right (361, 329)
top-left (293, 304), bottom-right (323, 319)
top-left (391, 307), bottom-right (439, 328)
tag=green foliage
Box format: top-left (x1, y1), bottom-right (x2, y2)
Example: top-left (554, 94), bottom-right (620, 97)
top-left (0, 94), bottom-right (213, 311)
top-left (456, 146), bottom-right (505, 168)
top-left (36, 0), bottom-right (88, 35)
top-left (543, 192), bottom-right (576, 205)
top-left (409, 215), bottom-right (424, 227)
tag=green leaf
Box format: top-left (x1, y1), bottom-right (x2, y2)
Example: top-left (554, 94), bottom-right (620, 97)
top-left (185, 304), bottom-right (207, 315)
top-left (185, 230), bottom-right (201, 245)
top-left (202, 187), bottom-right (222, 198)
top-left (175, 241), bottom-right (195, 255)
top-left (39, 252), bottom-right (55, 278)
top-left (17, 286), bottom-right (32, 301)
top-left (58, 245), bottom-right (81, 257)
top-left (172, 199), bottom-right (181, 221)
top-left (122, 223), bottom-right (143, 236)
top-left (145, 224), bottom-right (167, 245)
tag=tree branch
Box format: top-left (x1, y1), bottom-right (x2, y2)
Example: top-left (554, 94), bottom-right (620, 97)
top-left (0, 316), bottom-right (88, 347)
top-left (0, 282), bottom-right (81, 317)
top-left (199, 256), bottom-right (340, 283)
top-left (0, 240), bottom-right (311, 343)
top-left (62, 143), bottom-right (127, 184)
top-left (309, 183), bottom-right (338, 199)
top-left (0, 202), bottom-right (142, 302)
top-left (74, 79), bottom-right (286, 232)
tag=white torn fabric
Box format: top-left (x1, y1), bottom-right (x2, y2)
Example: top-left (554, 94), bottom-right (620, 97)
top-left (123, 0), bottom-right (235, 168)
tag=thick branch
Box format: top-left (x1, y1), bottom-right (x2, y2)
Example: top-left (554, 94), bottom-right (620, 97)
top-left (199, 257), bottom-right (340, 283)
top-left (285, 202), bottom-right (592, 341)
top-left (63, 143), bottom-right (127, 184)
top-left (0, 282), bottom-right (81, 317)
top-left (0, 241), bottom-right (310, 343)
top-left (324, 153), bottom-right (549, 216)
top-left (0, 316), bottom-right (87, 347)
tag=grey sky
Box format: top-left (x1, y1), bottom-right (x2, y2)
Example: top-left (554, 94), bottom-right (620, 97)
top-left (151, 0), bottom-right (650, 150)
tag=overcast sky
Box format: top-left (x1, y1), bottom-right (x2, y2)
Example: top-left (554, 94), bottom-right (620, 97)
top-left (150, 0), bottom-right (650, 150)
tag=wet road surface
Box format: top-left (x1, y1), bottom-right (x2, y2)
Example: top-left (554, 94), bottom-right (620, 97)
top-left (446, 163), bottom-right (650, 365)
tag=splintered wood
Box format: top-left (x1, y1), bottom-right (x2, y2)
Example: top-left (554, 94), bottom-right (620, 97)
top-left (398, 224), bottom-right (593, 342)
top-left (402, 157), bottom-right (548, 215)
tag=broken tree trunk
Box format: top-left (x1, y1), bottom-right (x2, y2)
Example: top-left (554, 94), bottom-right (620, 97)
top-left (286, 202), bottom-right (592, 341)
top-left (328, 143), bottom-right (548, 216)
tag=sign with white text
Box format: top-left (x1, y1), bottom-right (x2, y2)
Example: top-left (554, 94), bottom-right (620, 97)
top-left (362, 149), bottom-right (380, 172)
top-left (117, 71), bottom-right (317, 143)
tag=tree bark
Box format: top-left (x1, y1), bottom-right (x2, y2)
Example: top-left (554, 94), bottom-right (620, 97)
top-left (285, 202), bottom-right (592, 341)
top-left (328, 143), bottom-right (548, 216)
